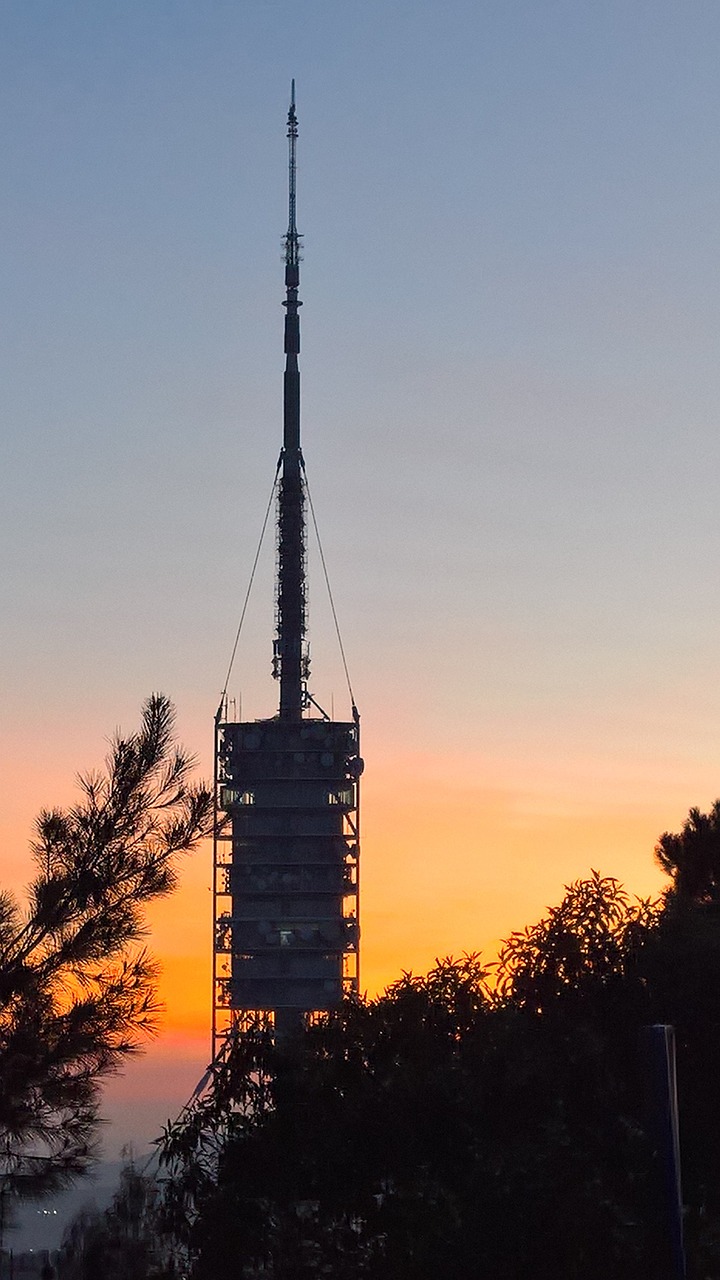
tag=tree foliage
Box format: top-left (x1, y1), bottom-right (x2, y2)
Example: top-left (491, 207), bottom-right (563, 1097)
top-left (0, 694), bottom-right (212, 1208)
top-left (155, 802), bottom-right (720, 1280)
top-left (158, 910), bottom-right (663, 1280)
top-left (655, 800), bottom-right (720, 902)
top-left (160, 956), bottom-right (494, 1280)
top-left (496, 870), bottom-right (657, 1009)
top-left (56, 1158), bottom-right (175, 1280)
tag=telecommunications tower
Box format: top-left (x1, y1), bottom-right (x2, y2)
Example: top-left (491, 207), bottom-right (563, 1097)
top-left (212, 85), bottom-right (362, 1049)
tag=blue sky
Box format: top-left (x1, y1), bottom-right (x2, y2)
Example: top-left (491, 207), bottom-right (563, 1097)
top-left (4, 0), bottom-right (720, 1151)
top-left (4, 2), bottom-right (720, 730)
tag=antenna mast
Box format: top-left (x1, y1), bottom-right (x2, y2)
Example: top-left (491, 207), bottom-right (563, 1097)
top-left (274, 78), bottom-right (307, 719)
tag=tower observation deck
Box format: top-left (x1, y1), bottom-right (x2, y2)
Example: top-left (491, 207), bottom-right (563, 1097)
top-left (212, 86), bottom-right (362, 1048)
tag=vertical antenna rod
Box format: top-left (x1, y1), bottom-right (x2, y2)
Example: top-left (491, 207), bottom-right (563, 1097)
top-left (275, 79), bottom-right (306, 719)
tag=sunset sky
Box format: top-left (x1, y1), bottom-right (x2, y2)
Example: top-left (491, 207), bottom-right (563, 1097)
top-left (4, 1), bottom-right (720, 1154)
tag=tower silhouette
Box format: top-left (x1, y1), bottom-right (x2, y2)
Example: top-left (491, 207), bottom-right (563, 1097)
top-left (212, 86), bottom-right (362, 1048)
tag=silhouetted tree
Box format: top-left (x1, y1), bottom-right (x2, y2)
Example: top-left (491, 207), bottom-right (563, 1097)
top-left (0, 694), bottom-right (212, 1217)
top-left (496, 869), bottom-right (657, 1009)
top-left (56, 1157), bottom-right (173, 1280)
top-left (160, 956), bottom-right (495, 1279)
top-left (157, 813), bottom-right (720, 1278)
top-left (655, 801), bottom-right (720, 902)
top-left (159, 923), bottom-right (662, 1280)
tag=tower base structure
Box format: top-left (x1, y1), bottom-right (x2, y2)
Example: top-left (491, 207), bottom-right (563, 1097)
top-left (213, 708), bottom-right (361, 1052)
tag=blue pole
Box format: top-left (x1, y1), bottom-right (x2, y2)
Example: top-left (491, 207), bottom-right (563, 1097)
top-left (640, 1024), bottom-right (686, 1279)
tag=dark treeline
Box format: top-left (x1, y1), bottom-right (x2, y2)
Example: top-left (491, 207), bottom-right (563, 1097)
top-left (58, 803), bottom-right (720, 1279)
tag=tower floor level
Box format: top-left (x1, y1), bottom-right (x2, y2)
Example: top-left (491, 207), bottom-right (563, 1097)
top-left (213, 712), bottom-right (361, 1044)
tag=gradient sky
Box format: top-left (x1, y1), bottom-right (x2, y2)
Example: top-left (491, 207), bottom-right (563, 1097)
top-left (4, 0), bottom-right (720, 1154)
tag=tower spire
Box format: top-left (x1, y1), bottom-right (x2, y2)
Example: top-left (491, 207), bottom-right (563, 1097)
top-left (282, 78), bottom-right (301, 368)
top-left (275, 81), bottom-right (306, 719)
top-left (285, 79), bottom-right (300, 277)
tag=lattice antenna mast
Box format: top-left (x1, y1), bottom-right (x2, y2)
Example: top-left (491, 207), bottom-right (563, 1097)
top-left (274, 79), bottom-right (307, 720)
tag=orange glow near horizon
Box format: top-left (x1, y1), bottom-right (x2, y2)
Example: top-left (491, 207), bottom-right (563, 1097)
top-left (2, 705), bottom-right (713, 1157)
top-left (0, 729), bottom-right (699, 1050)
top-left (144, 743), bottom-right (678, 1044)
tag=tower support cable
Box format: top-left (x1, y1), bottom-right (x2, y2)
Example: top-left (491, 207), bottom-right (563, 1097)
top-left (302, 459), bottom-right (357, 716)
top-left (219, 455), bottom-right (282, 706)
